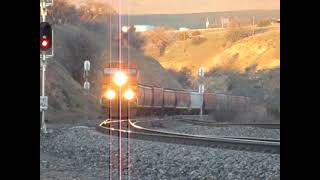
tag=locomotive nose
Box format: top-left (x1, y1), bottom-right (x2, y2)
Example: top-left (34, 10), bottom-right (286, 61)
top-left (113, 71), bottom-right (128, 87)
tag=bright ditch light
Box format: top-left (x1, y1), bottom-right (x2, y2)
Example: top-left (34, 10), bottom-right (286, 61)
top-left (113, 71), bottom-right (128, 87)
top-left (105, 89), bottom-right (116, 100)
top-left (124, 89), bottom-right (135, 100)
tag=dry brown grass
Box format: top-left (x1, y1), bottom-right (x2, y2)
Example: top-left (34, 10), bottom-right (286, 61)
top-left (151, 27), bottom-right (279, 75)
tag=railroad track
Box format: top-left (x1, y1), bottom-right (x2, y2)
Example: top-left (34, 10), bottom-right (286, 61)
top-left (132, 118), bottom-right (280, 142)
top-left (174, 119), bottom-right (280, 129)
top-left (132, 117), bottom-right (280, 129)
top-left (97, 119), bottom-right (280, 154)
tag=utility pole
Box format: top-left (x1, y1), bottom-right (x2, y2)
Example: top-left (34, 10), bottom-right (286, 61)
top-left (221, 16), bottom-right (224, 28)
top-left (198, 67), bottom-right (205, 119)
top-left (252, 16), bottom-right (255, 35)
top-left (40, 58), bottom-right (47, 131)
top-left (206, 17), bottom-right (209, 29)
top-left (40, 0), bottom-right (53, 134)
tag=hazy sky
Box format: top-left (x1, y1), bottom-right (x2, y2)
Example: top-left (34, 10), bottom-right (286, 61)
top-left (108, 0), bottom-right (280, 15)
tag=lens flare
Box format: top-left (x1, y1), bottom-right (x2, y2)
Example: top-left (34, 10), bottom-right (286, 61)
top-left (124, 89), bottom-right (135, 100)
top-left (105, 89), bottom-right (116, 100)
top-left (113, 71), bottom-right (128, 87)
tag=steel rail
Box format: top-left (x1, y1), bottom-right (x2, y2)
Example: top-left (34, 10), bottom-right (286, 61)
top-left (97, 119), bottom-right (280, 154)
top-left (131, 118), bottom-right (280, 129)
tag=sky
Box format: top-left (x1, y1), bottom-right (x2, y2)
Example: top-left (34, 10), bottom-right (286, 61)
top-left (108, 0), bottom-right (280, 15)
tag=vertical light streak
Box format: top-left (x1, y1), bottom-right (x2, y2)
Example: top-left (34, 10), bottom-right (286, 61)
top-left (126, 1), bottom-right (131, 179)
top-left (118, 0), bottom-right (123, 180)
top-left (109, 100), bottom-right (112, 180)
top-left (108, 1), bottom-right (113, 180)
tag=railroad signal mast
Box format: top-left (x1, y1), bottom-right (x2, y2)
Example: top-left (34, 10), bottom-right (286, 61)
top-left (84, 60), bottom-right (90, 90)
top-left (198, 67), bottom-right (205, 119)
top-left (40, 0), bottom-right (53, 134)
top-left (83, 60), bottom-right (90, 120)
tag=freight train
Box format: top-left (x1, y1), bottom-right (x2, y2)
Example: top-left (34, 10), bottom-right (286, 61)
top-left (136, 84), bottom-right (250, 116)
top-left (100, 62), bottom-right (139, 118)
top-left (100, 62), bottom-right (250, 118)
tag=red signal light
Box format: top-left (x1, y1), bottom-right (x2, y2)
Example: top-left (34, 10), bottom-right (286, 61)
top-left (40, 22), bottom-right (52, 51)
top-left (40, 38), bottom-right (50, 49)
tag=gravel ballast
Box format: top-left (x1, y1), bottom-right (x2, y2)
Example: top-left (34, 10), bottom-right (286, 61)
top-left (40, 122), bottom-right (280, 180)
top-left (158, 124), bottom-right (280, 139)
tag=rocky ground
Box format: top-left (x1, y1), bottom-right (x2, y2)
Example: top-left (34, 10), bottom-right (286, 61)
top-left (40, 119), bottom-right (280, 180)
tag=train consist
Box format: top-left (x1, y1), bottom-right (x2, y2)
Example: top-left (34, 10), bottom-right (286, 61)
top-left (136, 84), bottom-right (250, 116)
top-left (100, 62), bottom-right (250, 118)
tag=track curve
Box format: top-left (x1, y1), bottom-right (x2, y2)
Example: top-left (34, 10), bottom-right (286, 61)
top-left (97, 119), bottom-right (280, 154)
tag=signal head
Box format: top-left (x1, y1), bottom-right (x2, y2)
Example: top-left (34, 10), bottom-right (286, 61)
top-left (40, 22), bottom-right (52, 51)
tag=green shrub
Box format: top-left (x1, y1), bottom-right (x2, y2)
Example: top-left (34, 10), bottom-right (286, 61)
top-left (140, 27), bottom-right (174, 57)
top-left (225, 28), bottom-right (250, 43)
top-left (168, 67), bottom-right (193, 88)
top-left (257, 20), bottom-right (271, 27)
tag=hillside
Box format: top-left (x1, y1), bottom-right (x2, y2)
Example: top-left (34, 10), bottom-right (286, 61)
top-left (155, 26), bottom-right (279, 74)
top-left (206, 28), bottom-right (280, 72)
top-left (44, 23), bottom-right (182, 122)
top-left (140, 26), bottom-right (280, 119)
top-left (43, 1), bottom-right (183, 122)
top-left (45, 24), bottom-right (104, 122)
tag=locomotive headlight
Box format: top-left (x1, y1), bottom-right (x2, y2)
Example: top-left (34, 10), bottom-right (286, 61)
top-left (113, 71), bottom-right (128, 87)
top-left (105, 89), bottom-right (116, 100)
top-left (124, 89), bottom-right (135, 100)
